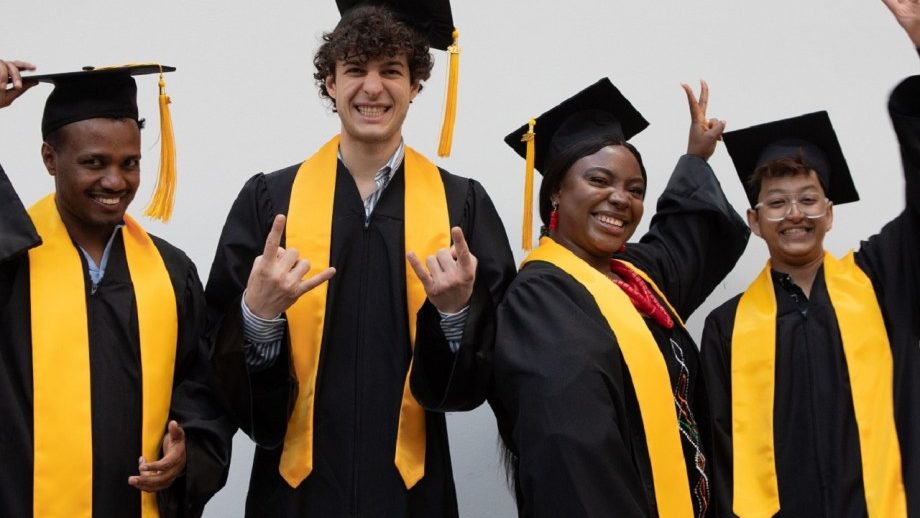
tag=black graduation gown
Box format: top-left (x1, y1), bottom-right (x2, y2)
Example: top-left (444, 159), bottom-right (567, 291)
top-left (0, 187), bottom-right (232, 517)
top-left (701, 74), bottom-right (920, 518)
top-left (0, 164), bottom-right (40, 262)
top-left (205, 159), bottom-right (515, 517)
top-left (491, 155), bottom-right (750, 518)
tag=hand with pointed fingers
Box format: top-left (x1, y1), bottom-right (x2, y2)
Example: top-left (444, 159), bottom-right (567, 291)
top-left (407, 227), bottom-right (477, 314)
top-left (243, 214), bottom-right (336, 319)
top-left (0, 59), bottom-right (36, 109)
top-left (882, 0), bottom-right (920, 47)
top-left (128, 421), bottom-right (186, 492)
top-left (682, 80), bottom-right (727, 161)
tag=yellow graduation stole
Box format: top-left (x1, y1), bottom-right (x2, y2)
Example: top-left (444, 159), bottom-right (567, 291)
top-left (279, 135), bottom-right (450, 489)
top-left (28, 194), bottom-right (178, 518)
top-left (731, 252), bottom-right (906, 518)
top-left (522, 237), bottom-right (694, 518)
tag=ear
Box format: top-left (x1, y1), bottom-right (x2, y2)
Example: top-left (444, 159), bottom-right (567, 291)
top-left (746, 208), bottom-right (763, 238)
top-left (824, 201), bottom-right (834, 232)
top-left (409, 79), bottom-right (421, 101)
top-left (41, 142), bottom-right (57, 176)
top-left (325, 74), bottom-right (337, 100)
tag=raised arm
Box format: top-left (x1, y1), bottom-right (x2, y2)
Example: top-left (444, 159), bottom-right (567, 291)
top-left (624, 82), bottom-right (748, 319)
top-left (0, 59), bottom-right (41, 262)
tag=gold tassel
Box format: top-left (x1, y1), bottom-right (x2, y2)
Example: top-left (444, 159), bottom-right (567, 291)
top-left (521, 118), bottom-right (536, 251)
top-left (437, 29), bottom-right (460, 158)
top-left (144, 71), bottom-right (177, 222)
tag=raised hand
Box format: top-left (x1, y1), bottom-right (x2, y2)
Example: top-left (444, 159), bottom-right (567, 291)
top-left (682, 80), bottom-right (727, 161)
top-left (407, 226), bottom-right (477, 314)
top-left (243, 214), bottom-right (336, 319)
top-left (882, 0), bottom-right (920, 47)
top-left (128, 421), bottom-right (186, 492)
top-left (0, 59), bottom-right (36, 109)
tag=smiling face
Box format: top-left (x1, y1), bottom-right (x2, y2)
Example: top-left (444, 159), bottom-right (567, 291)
top-left (551, 144), bottom-right (645, 271)
top-left (748, 170), bottom-right (833, 270)
top-left (324, 55), bottom-right (419, 150)
top-left (42, 117), bottom-right (141, 246)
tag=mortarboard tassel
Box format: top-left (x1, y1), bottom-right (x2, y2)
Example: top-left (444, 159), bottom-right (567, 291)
top-left (144, 71), bottom-right (177, 222)
top-left (437, 29), bottom-right (460, 158)
top-left (521, 118), bottom-right (536, 251)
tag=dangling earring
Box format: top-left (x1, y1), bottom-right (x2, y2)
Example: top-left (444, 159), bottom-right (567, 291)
top-left (548, 200), bottom-right (559, 232)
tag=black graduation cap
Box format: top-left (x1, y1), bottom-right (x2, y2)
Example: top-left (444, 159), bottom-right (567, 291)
top-left (23, 64), bottom-right (179, 221)
top-left (503, 78), bottom-right (648, 251)
top-left (503, 78), bottom-right (649, 176)
top-left (722, 111), bottom-right (859, 207)
top-left (335, 0), bottom-right (455, 51)
top-left (24, 64), bottom-right (176, 139)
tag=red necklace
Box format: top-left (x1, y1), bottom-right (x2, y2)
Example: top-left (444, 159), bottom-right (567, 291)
top-left (609, 259), bottom-right (674, 330)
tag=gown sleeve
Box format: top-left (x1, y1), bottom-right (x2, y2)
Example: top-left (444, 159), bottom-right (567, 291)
top-left (699, 301), bottom-right (739, 518)
top-left (159, 261), bottom-right (236, 517)
top-left (205, 173), bottom-right (296, 450)
top-left (494, 265), bottom-right (651, 518)
top-left (0, 163), bottom-right (40, 263)
top-left (853, 71), bottom-right (920, 516)
top-left (623, 155), bottom-right (750, 320)
top-left (410, 177), bottom-right (516, 411)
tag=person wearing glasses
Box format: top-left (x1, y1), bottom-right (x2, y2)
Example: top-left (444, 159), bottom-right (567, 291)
top-left (700, 2), bottom-right (920, 516)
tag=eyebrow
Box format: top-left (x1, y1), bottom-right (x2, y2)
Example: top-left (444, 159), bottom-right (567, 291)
top-left (763, 185), bottom-right (820, 195)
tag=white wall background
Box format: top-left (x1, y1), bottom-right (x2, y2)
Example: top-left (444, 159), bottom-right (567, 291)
top-left (1, 1), bottom-right (914, 516)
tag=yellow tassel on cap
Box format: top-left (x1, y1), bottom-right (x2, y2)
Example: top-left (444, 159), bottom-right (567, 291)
top-left (437, 29), bottom-right (460, 158)
top-left (521, 118), bottom-right (536, 251)
top-left (144, 70), bottom-right (177, 222)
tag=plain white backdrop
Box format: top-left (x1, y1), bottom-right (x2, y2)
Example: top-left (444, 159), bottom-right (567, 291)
top-left (1, 1), bottom-right (915, 516)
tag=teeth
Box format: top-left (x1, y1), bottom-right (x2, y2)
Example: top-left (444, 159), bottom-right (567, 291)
top-left (781, 228), bottom-right (808, 235)
top-left (596, 214), bottom-right (625, 227)
top-left (357, 106), bottom-right (387, 117)
top-left (95, 196), bottom-right (120, 206)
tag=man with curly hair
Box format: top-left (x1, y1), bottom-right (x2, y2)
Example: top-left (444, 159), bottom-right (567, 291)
top-left (205, 2), bottom-right (515, 516)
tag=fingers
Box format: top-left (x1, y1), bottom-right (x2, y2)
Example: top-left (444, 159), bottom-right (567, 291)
top-left (450, 227), bottom-right (475, 271)
top-left (681, 83), bottom-right (701, 121)
top-left (705, 118), bottom-right (727, 140)
top-left (262, 214), bottom-right (286, 259)
top-left (296, 267), bottom-right (336, 297)
top-left (406, 251), bottom-right (434, 291)
top-left (698, 79), bottom-right (710, 116)
top-left (1, 59), bottom-right (35, 89)
top-left (167, 420), bottom-right (185, 443)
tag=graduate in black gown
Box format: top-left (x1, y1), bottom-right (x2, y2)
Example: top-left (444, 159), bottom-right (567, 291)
top-left (0, 62), bottom-right (231, 517)
top-left (489, 79), bottom-right (748, 518)
top-left (701, 4), bottom-right (920, 516)
top-left (204, 3), bottom-right (515, 516)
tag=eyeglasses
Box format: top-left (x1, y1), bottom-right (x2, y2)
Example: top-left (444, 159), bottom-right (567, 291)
top-left (754, 193), bottom-right (830, 222)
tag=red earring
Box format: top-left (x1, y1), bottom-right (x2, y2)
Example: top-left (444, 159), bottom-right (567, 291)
top-left (548, 200), bottom-right (559, 232)
top-left (617, 243), bottom-right (627, 253)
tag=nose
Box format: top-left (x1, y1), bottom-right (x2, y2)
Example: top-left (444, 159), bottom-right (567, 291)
top-left (98, 167), bottom-right (127, 192)
top-left (784, 200), bottom-right (805, 221)
top-left (363, 71), bottom-right (383, 97)
top-left (607, 187), bottom-right (628, 208)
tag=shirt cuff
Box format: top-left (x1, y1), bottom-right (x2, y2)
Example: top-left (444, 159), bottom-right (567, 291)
top-left (438, 305), bottom-right (469, 353)
top-left (241, 295), bottom-right (286, 370)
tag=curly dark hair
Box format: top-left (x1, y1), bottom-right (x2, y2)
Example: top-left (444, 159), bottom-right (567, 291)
top-left (748, 153), bottom-right (827, 203)
top-left (313, 5), bottom-right (434, 109)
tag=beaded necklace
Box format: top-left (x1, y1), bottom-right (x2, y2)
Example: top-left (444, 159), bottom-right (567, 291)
top-left (609, 259), bottom-right (674, 329)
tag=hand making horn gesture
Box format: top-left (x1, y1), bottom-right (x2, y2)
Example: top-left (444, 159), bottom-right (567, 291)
top-left (407, 226), bottom-right (478, 314)
top-left (682, 79), bottom-right (727, 161)
top-left (243, 214), bottom-right (336, 319)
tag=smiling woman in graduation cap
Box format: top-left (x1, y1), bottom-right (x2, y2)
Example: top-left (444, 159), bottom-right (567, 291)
top-left (700, 3), bottom-right (920, 516)
top-left (0, 62), bottom-right (232, 518)
top-left (493, 78), bottom-right (749, 518)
